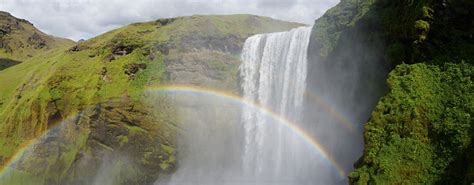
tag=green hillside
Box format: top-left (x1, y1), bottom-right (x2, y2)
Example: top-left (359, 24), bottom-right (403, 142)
top-left (0, 14), bottom-right (302, 184)
top-left (0, 11), bottom-right (74, 70)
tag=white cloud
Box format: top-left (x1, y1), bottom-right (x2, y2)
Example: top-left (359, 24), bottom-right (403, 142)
top-left (0, 0), bottom-right (339, 41)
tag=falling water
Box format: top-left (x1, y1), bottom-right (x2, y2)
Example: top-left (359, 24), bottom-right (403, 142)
top-left (240, 27), bottom-right (312, 178)
top-left (160, 26), bottom-right (361, 185)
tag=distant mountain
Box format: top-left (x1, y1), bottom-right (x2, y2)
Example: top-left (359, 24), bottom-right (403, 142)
top-left (0, 11), bottom-right (74, 70)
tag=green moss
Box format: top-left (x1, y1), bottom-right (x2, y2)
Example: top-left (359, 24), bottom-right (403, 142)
top-left (124, 124), bottom-right (147, 134)
top-left (350, 63), bottom-right (473, 184)
top-left (312, 1), bottom-right (473, 183)
top-left (117, 135), bottom-right (129, 146)
top-left (158, 155), bottom-right (176, 171)
top-left (160, 144), bottom-right (175, 155)
top-left (159, 144), bottom-right (176, 171)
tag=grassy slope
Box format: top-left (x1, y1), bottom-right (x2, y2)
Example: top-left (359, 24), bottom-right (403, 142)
top-left (310, 0), bottom-right (473, 184)
top-left (0, 14), bottom-right (302, 184)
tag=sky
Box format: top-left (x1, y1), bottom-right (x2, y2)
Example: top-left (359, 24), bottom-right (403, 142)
top-left (0, 0), bottom-right (339, 41)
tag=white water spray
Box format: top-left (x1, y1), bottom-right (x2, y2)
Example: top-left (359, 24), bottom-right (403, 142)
top-left (160, 26), bottom-right (346, 185)
top-left (240, 27), bottom-right (312, 178)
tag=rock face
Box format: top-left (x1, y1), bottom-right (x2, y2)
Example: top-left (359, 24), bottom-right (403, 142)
top-left (164, 49), bottom-right (240, 90)
top-left (305, 1), bottom-right (390, 180)
top-left (0, 11), bottom-right (74, 68)
top-left (0, 14), bottom-right (302, 184)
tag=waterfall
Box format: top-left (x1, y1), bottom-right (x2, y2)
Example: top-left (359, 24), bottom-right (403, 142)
top-left (240, 27), bottom-right (314, 180)
top-left (160, 26), bottom-right (349, 185)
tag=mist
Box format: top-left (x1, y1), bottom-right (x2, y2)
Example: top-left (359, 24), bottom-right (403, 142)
top-left (153, 10), bottom-right (391, 183)
top-left (153, 24), bottom-right (387, 184)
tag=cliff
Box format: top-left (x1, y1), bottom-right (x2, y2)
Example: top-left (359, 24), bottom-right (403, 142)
top-left (308, 0), bottom-right (473, 184)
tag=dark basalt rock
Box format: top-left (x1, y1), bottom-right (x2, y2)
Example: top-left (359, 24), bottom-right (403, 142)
top-left (27, 33), bottom-right (47, 49)
top-left (105, 54), bottom-right (115, 62)
top-left (112, 45), bottom-right (135, 56)
top-left (68, 45), bottom-right (81, 52)
top-left (124, 63), bottom-right (147, 80)
top-left (156, 18), bottom-right (177, 27)
top-left (0, 25), bottom-right (12, 37)
top-left (68, 43), bottom-right (89, 53)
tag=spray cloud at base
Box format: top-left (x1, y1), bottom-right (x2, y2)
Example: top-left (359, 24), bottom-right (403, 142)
top-left (155, 26), bottom-right (381, 184)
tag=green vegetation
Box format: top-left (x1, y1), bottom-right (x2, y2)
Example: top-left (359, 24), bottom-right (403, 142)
top-left (311, 0), bottom-right (473, 184)
top-left (313, 0), bottom-right (474, 184)
top-left (371, 0), bottom-right (473, 65)
top-left (0, 14), bottom-right (301, 184)
top-left (350, 63), bottom-right (473, 184)
top-left (159, 144), bottom-right (176, 171)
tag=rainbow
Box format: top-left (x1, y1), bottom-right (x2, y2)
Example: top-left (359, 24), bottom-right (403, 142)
top-left (0, 84), bottom-right (350, 179)
top-left (146, 84), bottom-right (347, 178)
top-left (304, 91), bottom-right (356, 132)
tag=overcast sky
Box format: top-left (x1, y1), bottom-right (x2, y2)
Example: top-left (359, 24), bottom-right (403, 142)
top-left (0, 0), bottom-right (339, 41)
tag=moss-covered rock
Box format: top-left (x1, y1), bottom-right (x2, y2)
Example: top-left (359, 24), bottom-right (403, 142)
top-left (309, 0), bottom-right (473, 184)
top-left (350, 63), bottom-right (473, 184)
top-left (311, 0), bottom-right (474, 184)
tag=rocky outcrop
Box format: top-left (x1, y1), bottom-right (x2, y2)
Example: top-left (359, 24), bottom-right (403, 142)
top-left (27, 33), bottom-right (47, 49)
top-left (0, 25), bottom-right (12, 37)
top-left (124, 63), bottom-right (147, 80)
top-left (156, 18), bottom-right (177, 27)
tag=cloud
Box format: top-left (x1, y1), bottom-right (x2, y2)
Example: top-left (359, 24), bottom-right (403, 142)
top-left (0, 0), bottom-right (339, 41)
